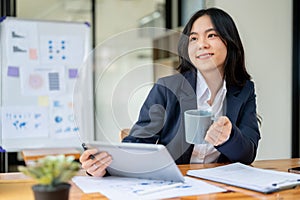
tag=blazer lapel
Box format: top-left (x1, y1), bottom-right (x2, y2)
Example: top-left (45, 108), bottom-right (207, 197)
top-left (176, 70), bottom-right (244, 125)
top-left (178, 70), bottom-right (197, 113)
top-left (176, 70), bottom-right (197, 164)
top-left (226, 85), bottom-right (243, 124)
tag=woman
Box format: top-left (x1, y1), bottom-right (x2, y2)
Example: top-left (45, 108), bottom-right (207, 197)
top-left (80, 7), bottom-right (261, 177)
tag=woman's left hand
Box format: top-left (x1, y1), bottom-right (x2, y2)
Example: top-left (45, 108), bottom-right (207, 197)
top-left (205, 116), bottom-right (232, 146)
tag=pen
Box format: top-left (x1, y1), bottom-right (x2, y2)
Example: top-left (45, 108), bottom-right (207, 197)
top-left (137, 182), bottom-right (183, 195)
top-left (81, 143), bottom-right (95, 160)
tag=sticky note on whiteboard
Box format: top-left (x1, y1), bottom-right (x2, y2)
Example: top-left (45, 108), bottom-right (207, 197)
top-left (7, 66), bottom-right (20, 77)
top-left (38, 96), bottom-right (49, 106)
top-left (29, 48), bottom-right (38, 60)
top-left (69, 68), bottom-right (78, 78)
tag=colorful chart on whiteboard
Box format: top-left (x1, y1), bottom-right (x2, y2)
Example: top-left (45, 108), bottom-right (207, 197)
top-left (0, 17), bottom-right (94, 151)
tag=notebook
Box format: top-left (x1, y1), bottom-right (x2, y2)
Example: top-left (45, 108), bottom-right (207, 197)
top-left (187, 162), bottom-right (300, 193)
top-left (87, 141), bottom-right (185, 182)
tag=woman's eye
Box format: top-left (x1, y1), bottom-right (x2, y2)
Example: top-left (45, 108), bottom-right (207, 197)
top-left (208, 33), bottom-right (218, 38)
top-left (189, 37), bottom-right (197, 41)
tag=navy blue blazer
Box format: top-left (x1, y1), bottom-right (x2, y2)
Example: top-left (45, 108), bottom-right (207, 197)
top-left (123, 70), bottom-right (261, 165)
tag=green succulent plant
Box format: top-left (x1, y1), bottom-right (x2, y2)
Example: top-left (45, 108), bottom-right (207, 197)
top-left (18, 154), bottom-right (81, 189)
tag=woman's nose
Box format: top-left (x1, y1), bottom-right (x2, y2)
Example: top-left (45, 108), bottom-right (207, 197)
top-left (198, 38), bottom-right (209, 49)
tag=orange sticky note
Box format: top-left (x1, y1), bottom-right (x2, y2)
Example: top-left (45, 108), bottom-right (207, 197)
top-left (29, 48), bottom-right (38, 60)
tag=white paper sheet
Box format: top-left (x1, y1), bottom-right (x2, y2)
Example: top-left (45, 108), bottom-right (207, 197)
top-left (20, 65), bottom-right (66, 96)
top-left (5, 20), bottom-right (39, 65)
top-left (72, 176), bottom-right (226, 199)
top-left (1, 106), bottom-right (49, 139)
top-left (187, 162), bottom-right (300, 193)
top-left (39, 35), bottom-right (84, 65)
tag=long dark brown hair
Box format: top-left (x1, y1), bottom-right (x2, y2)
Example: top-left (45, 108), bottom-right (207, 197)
top-left (177, 8), bottom-right (250, 87)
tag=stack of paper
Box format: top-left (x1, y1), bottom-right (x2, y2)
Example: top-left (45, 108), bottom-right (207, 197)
top-left (187, 162), bottom-right (300, 193)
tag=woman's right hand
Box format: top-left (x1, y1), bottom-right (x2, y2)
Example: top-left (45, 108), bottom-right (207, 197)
top-left (79, 148), bottom-right (113, 177)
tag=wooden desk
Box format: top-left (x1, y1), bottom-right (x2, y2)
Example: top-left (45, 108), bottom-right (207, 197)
top-left (21, 148), bottom-right (81, 166)
top-left (1, 158), bottom-right (300, 200)
top-left (0, 170), bottom-right (105, 200)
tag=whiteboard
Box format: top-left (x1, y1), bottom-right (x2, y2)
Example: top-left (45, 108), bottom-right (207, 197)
top-left (0, 17), bottom-right (94, 151)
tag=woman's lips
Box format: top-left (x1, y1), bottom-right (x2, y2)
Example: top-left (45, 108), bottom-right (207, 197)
top-left (196, 53), bottom-right (214, 59)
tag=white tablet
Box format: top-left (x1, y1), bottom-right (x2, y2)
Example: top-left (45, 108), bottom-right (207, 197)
top-left (87, 141), bottom-right (185, 182)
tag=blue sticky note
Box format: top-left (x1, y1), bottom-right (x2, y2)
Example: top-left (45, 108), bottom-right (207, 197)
top-left (7, 66), bottom-right (19, 77)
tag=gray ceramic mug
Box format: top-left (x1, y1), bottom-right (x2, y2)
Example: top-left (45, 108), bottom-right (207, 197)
top-left (184, 109), bottom-right (214, 144)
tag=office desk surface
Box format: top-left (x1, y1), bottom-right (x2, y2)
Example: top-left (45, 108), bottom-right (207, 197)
top-left (1, 158), bottom-right (300, 200)
top-left (22, 148), bottom-right (81, 161)
top-left (0, 170), bottom-right (105, 200)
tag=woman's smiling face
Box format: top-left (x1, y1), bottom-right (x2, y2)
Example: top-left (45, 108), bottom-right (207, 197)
top-left (188, 15), bottom-right (227, 76)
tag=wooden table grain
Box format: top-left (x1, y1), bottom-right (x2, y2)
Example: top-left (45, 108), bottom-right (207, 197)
top-left (1, 158), bottom-right (300, 200)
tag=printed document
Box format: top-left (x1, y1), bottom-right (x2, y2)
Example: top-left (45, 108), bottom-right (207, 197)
top-left (187, 162), bottom-right (300, 193)
top-left (72, 176), bottom-right (226, 199)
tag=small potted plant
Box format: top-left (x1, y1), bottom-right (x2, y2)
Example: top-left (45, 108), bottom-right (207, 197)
top-left (18, 154), bottom-right (81, 200)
